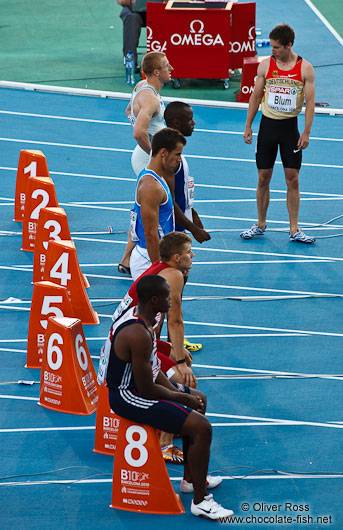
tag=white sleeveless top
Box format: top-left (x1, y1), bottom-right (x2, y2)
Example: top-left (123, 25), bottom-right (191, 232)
top-left (129, 84), bottom-right (165, 138)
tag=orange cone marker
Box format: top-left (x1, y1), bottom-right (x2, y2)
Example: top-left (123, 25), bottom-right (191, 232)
top-left (14, 150), bottom-right (50, 222)
top-left (94, 385), bottom-right (120, 455)
top-left (43, 240), bottom-right (99, 325)
top-left (26, 281), bottom-right (74, 369)
top-left (21, 176), bottom-right (59, 252)
top-left (38, 316), bottom-right (98, 415)
top-left (111, 416), bottom-right (185, 514)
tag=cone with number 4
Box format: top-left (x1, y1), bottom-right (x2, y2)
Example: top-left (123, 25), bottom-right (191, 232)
top-left (33, 207), bottom-right (90, 288)
top-left (42, 240), bottom-right (99, 325)
top-left (38, 316), bottom-right (98, 414)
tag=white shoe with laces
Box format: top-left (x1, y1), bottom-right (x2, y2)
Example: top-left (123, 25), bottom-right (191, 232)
top-left (191, 494), bottom-right (234, 520)
top-left (180, 475), bottom-right (222, 493)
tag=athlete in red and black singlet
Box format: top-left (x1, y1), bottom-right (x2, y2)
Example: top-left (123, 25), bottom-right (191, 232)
top-left (257, 55), bottom-right (304, 170)
top-left (112, 260), bottom-right (175, 374)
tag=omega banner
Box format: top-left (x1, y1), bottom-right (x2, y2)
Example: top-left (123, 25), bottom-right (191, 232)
top-left (146, 1), bottom-right (255, 79)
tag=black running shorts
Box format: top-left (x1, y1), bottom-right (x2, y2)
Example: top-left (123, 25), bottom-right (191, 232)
top-left (256, 115), bottom-right (302, 170)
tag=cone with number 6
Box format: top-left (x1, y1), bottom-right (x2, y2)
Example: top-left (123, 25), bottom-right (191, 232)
top-left (43, 240), bottom-right (99, 325)
top-left (38, 316), bottom-right (98, 414)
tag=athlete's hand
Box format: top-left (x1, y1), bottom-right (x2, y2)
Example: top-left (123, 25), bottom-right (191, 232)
top-left (190, 225), bottom-right (211, 243)
top-left (177, 363), bottom-right (197, 389)
top-left (297, 131), bottom-right (310, 150)
top-left (244, 126), bottom-right (253, 144)
top-left (178, 393), bottom-right (204, 412)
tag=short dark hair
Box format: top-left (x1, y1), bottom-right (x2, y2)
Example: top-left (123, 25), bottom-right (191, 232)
top-left (159, 232), bottom-right (192, 261)
top-left (141, 52), bottom-right (166, 76)
top-left (269, 24), bottom-right (295, 46)
top-left (136, 275), bottom-right (168, 305)
top-left (164, 101), bottom-right (191, 125)
top-left (151, 127), bottom-right (186, 156)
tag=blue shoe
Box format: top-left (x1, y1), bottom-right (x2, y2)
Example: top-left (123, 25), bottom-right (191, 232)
top-left (240, 224), bottom-right (266, 239)
top-left (289, 231), bottom-right (315, 244)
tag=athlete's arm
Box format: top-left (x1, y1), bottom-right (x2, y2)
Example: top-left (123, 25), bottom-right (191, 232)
top-left (133, 91), bottom-right (160, 154)
top-left (129, 325), bottom-right (202, 409)
top-left (174, 201), bottom-right (210, 243)
top-left (138, 176), bottom-right (165, 263)
top-left (244, 59), bottom-right (268, 144)
top-left (298, 60), bottom-right (315, 150)
top-left (159, 268), bottom-right (198, 388)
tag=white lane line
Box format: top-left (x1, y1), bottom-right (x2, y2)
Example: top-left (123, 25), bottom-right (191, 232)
top-left (0, 137), bottom-right (341, 169)
top-left (0, 394), bottom-right (38, 401)
top-left (183, 320), bottom-right (343, 338)
top-left (0, 348), bottom-right (26, 353)
top-left (193, 364), bottom-right (343, 381)
top-left (1, 475), bottom-right (342, 487)
top-left (303, 0), bottom-right (343, 45)
top-left (0, 426), bottom-right (95, 433)
top-left (207, 413), bottom-right (343, 430)
top-left (1, 109), bottom-right (341, 141)
top-left (193, 197), bottom-right (343, 203)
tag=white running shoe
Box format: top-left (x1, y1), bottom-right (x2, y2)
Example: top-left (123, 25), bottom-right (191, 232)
top-left (289, 231), bottom-right (315, 244)
top-left (191, 494), bottom-right (234, 520)
top-left (240, 224), bottom-right (266, 239)
top-left (180, 475), bottom-right (222, 493)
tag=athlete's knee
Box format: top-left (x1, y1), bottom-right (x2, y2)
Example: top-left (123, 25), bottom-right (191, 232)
top-left (257, 170), bottom-right (273, 187)
top-left (285, 170), bottom-right (299, 189)
top-left (183, 412), bottom-right (212, 442)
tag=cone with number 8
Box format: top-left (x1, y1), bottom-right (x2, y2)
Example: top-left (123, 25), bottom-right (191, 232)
top-left (111, 416), bottom-right (184, 514)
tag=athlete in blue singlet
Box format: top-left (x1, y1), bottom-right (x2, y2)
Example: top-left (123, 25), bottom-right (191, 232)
top-left (129, 127), bottom-right (186, 281)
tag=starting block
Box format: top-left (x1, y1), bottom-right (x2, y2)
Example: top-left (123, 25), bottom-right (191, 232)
top-left (42, 240), bottom-right (99, 325)
top-left (94, 385), bottom-right (120, 455)
top-left (111, 415), bottom-right (185, 514)
top-left (38, 316), bottom-right (98, 415)
top-left (26, 281), bottom-right (74, 369)
top-left (21, 176), bottom-right (59, 252)
top-left (33, 207), bottom-right (90, 288)
top-left (14, 150), bottom-right (50, 222)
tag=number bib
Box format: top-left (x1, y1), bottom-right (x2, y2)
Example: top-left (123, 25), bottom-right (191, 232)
top-left (268, 85), bottom-right (297, 113)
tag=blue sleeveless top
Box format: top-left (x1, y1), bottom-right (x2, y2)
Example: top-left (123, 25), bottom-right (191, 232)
top-left (130, 168), bottom-right (174, 249)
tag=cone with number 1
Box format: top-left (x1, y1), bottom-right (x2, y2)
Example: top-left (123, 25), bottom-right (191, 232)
top-left (43, 240), bottom-right (99, 325)
top-left (14, 150), bottom-right (50, 222)
top-left (38, 316), bottom-right (98, 415)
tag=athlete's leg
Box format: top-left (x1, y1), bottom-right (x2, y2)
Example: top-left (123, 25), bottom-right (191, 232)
top-left (181, 411), bottom-right (212, 504)
top-left (256, 168), bottom-right (273, 229)
top-left (284, 168), bottom-right (300, 235)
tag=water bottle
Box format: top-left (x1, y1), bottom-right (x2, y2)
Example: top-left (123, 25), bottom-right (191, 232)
top-left (256, 38), bottom-right (271, 48)
top-left (125, 50), bottom-right (135, 85)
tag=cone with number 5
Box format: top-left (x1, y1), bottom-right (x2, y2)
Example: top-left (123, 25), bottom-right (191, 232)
top-left (43, 240), bottom-right (99, 325)
top-left (38, 316), bottom-right (98, 414)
